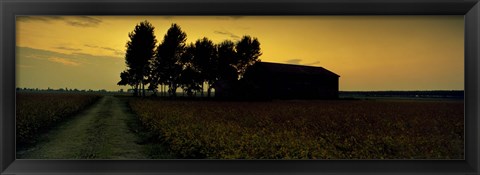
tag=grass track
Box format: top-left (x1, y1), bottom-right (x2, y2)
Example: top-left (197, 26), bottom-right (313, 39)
top-left (17, 95), bottom-right (172, 159)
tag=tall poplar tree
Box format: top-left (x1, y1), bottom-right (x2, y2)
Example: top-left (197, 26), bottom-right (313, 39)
top-left (235, 35), bottom-right (262, 79)
top-left (118, 20), bottom-right (157, 96)
top-left (152, 23), bottom-right (187, 97)
top-left (193, 37), bottom-right (217, 97)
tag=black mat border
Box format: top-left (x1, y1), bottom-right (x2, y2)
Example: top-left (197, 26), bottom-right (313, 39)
top-left (1, 0), bottom-right (479, 174)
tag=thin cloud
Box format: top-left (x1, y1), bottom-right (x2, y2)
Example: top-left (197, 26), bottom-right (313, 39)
top-left (101, 47), bottom-right (116, 51)
top-left (17, 16), bottom-right (102, 28)
top-left (100, 46), bottom-right (124, 56)
top-left (72, 52), bottom-right (121, 60)
top-left (214, 30), bottom-right (240, 40)
top-left (285, 59), bottom-right (302, 65)
top-left (284, 59), bottom-right (321, 66)
top-left (84, 44), bottom-right (123, 56)
top-left (48, 57), bottom-right (81, 66)
top-left (17, 46), bottom-right (122, 66)
top-left (23, 53), bottom-right (44, 60)
top-left (65, 16), bottom-right (102, 27)
top-left (54, 46), bottom-right (82, 51)
top-left (17, 16), bottom-right (63, 22)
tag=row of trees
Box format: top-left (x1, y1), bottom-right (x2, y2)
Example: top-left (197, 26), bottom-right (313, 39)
top-left (118, 21), bottom-right (262, 97)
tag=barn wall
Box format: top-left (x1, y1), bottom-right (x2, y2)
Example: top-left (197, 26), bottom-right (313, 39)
top-left (215, 63), bottom-right (340, 100)
top-left (265, 74), bottom-right (339, 99)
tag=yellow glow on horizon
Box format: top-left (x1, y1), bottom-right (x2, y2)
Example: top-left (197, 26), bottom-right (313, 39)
top-left (16, 16), bottom-right (464, 91)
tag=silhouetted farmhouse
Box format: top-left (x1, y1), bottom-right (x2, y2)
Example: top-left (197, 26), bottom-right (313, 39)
top-left (215, 62), bottom-right (340, 100)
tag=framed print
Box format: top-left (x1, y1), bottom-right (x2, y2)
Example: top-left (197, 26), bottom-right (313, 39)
top-left (1, 0), bottom-right (479, 174)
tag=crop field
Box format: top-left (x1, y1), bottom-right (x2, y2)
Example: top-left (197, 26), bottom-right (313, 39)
top-left (16, 93), bottom-right (101, 145)
top-left (130, 99), bottom-right (464, 159)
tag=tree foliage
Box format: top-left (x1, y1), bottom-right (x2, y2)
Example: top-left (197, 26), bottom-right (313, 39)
top-left (234, 35), bottom-right (262, 79)
top-left (118, 20), bottom-right (157, 96)
top-left (152, 23), bottom-right (186, 97)
top-left (179, 43), bottom-right (203, 97)
top-left (193, 37), bottom-right (217, 97)
top-left (118, 22), bottom-right (261, 98)
top-left (118, 71), bottom-right (136, 88)
top-left (216, 40), bottom-right (238, 82)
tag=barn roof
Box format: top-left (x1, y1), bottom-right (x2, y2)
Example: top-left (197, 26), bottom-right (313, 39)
top-left (252, 62), bottom-right (340, 77)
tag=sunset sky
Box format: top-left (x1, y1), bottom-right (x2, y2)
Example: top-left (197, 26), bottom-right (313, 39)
top-left (16, 16), bottom-right (464, 91)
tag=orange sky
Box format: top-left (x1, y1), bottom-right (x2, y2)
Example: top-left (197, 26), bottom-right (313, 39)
top-left (16, 16), bottom-right (464, 91)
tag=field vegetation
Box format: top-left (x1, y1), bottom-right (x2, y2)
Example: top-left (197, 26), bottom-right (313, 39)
top-left (130, 99), bottom-right (464, 159)
top-left (16, 93), bottom-right (101, 145)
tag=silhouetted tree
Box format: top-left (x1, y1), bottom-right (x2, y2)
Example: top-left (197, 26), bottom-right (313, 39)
top-left (235, 35), bottom-right (262, 79)
top-left (147, 68), bottom-right (161, 96)
top-left (118, 70), bottom-right (138, 95)
top-left (213, 40), bottom-right (240, 98)
top-left (152, 23), bottom-right (186, 97)
top-left (193, 37), bottom-right (217, 98)
top-left (119, 20), bottom-right (157, 96)
top-left (148, 53), bottom-right (164, 96)
top-left (178, 43), bottom-right (203, 97)
top-left (118, 22), bottom-right (262, 99)
top-left (179, 66), bottom-right (202, 97)
top-left (217, 40), bottom-right (238, 82)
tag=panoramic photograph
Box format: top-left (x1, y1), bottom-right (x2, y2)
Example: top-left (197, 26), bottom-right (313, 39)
top-left (16, 16), bottom-right (464, 159)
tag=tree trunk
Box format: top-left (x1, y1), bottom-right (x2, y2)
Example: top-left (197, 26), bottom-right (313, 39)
top-left (171, 83), bottom-right (177, 97)
top-left (164, 84), bottom-right (167, 97)
top-left (134, 83), bottom-right (139, 96)
top-left (140, 81), bottom-right (145, 97)
top-left (207, 84), bottom-right (212, 98)
top-left (201, 83), bottom-right (204, 97)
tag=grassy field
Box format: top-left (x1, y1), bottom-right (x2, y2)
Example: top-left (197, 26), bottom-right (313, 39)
top-left (16, 93), bottom-right (101, 146)
top-left (130, 98), bottom-right (464, 159)
top-left (15, 92), bottom-right (464, 159)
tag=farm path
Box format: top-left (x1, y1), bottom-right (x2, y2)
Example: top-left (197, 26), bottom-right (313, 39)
top-left (17, 95), bottom-right (147, 159)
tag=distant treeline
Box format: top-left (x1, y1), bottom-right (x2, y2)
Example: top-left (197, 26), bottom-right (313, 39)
top-left (340, 90), bottom-right (464, 99)
top-left (16, 87), bottom-right (109, 93)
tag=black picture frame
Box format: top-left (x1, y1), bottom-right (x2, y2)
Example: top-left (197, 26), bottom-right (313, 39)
top-left (1, 0), bottom-right (479, 174)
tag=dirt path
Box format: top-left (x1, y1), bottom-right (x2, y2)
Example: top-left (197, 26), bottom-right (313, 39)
top-left (17, 95), bottom-right (147, 159)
